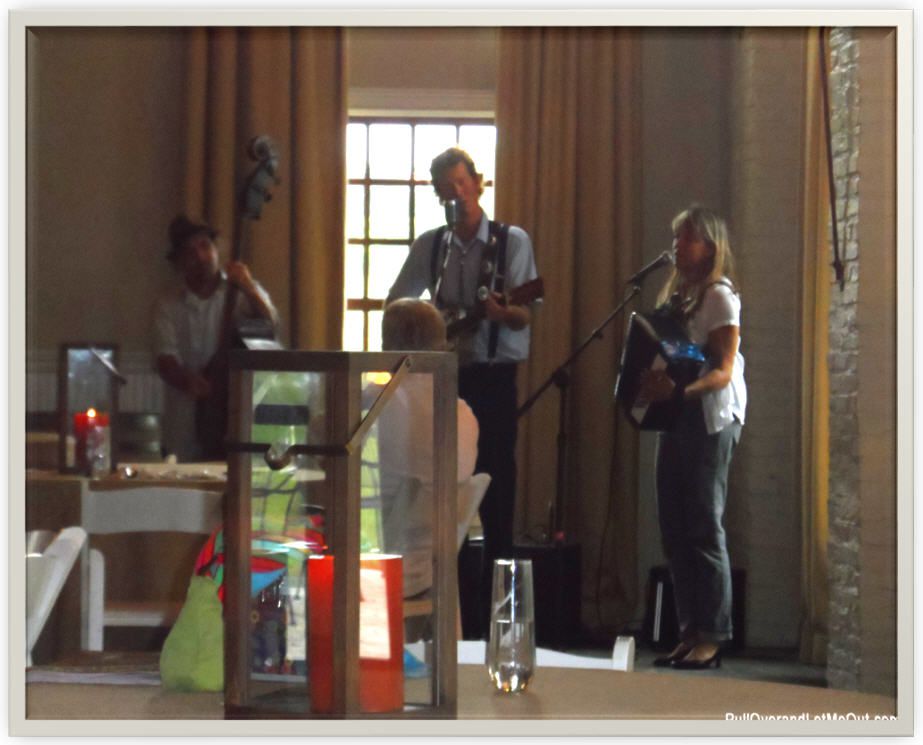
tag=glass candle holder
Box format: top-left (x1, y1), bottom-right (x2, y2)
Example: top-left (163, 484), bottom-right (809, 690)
top-left (487, 558), bottom-right (536, 693)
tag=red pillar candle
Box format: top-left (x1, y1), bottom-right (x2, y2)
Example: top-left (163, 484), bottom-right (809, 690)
top-left (308, 554), bottom-right (404, 714)
top-left (72, 408), bottom-right (95, 473)
top-left (73, 408), bottom-right (110, 475)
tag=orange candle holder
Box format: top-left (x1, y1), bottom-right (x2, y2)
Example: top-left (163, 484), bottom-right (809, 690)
top-left (308, 554), bottom-right (404, 714)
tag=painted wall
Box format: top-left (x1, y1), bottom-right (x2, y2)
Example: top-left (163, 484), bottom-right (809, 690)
top-left (27, 28), bottom-right (187, 356)
top-left (348, 27), bottom-right (498, 104)
top-left (727, 28), bottom-right (808, 648)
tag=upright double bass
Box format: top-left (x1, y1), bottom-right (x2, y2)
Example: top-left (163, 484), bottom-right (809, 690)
top-left (195, 136), bottom-right (281, 459)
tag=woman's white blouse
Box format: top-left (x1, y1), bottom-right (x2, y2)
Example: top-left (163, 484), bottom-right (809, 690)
top-left (686, 281), bottom-right (747, 435)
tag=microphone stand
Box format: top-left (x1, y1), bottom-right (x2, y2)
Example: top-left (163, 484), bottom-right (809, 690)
top-left (516, 282), bottom-right (643, 545)
top-left (434, 201), bottom-right (459, 303)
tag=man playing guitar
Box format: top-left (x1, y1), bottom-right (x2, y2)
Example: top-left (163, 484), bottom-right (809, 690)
top-left (153, 215), bottom-right (278, 462)
top-left (387, 147), bottom-right (541, 636)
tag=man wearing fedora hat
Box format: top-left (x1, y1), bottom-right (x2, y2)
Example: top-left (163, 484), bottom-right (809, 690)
top-left (152, 215), bottom-right (278, 461)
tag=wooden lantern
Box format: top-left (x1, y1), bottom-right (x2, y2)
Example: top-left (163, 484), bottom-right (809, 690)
top-left (223, 350), bottom-right (458, 719)
top-left (56, 343), bottom-right (123, 474)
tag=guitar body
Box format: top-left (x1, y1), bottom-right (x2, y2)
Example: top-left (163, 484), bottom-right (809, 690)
top-left (444, 277), bottom-right (545, 342)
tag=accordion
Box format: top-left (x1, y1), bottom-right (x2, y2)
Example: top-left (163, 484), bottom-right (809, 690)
top-left (614, 310), bottom-right (707, 431)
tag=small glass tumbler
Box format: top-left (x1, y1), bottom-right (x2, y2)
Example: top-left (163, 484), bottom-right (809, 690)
top-left (487, 558), bottom-right (535, 693)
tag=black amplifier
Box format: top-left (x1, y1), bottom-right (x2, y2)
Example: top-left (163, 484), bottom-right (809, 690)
top-left (512, 541), bottom-right (582, 650)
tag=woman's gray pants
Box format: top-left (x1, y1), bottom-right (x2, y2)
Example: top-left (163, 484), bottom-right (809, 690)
top-left (655, 401), bottom-right (741, 643)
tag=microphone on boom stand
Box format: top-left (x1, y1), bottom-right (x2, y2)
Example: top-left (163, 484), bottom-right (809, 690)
top-left (433, 200), bottom-right (460, 304)
top-left (625, 249), bottom-right (675, 285)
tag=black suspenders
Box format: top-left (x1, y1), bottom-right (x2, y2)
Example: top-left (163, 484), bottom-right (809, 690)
top-left (430, 221), bottom-right (510, 360)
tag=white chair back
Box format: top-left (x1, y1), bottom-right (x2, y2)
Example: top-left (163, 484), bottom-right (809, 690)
top-left (456, 473), bottom-right (491, 551)
top-left (82, 487), bottom-right (223, 651)
top-left (26, 526), bottom-right (87, 666)
top-left (81, 487), bottom-right (222, 535)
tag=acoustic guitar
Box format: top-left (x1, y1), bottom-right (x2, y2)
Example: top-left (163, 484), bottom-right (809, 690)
top-left (195, 136), bottom-right (280, 460)
top-left (444, 277), bottom-right (545, 341)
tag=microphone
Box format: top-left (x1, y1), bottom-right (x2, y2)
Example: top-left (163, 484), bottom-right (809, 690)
top-left (443, 199), bottom-right (459, 229)
top-left (626, 249), bottom-right (675, 285)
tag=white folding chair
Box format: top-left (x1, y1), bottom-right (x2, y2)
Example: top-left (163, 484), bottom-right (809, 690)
top-left (82, 487), bottom-right (222, 651)
top-left (26, 526), bottom-right (87, 666)
top-left (456, 473), bottom-right (491, 552)
top-left (402, 473), bottom-right (491, 636)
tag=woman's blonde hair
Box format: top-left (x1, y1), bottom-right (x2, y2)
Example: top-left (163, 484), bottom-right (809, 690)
top-left (382, 298), bottom-right (447, 352)
top-left (657, 204), bottom-right (739, 307)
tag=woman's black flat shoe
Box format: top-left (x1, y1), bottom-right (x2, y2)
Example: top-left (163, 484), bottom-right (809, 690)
top-left (671, 648), bottom-right (722, 670)
top-left (652, 644), bottom-right (692, 668)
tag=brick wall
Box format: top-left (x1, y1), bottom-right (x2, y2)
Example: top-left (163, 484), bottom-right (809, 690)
top-left (825, 27), bottom-right (863, 691)
top-left (824, 28), bottom-right (898, 697)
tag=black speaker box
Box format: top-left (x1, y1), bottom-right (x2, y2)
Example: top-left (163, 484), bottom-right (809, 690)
top-left (458, 538), bottom-right (488, 640)
top-left (512, 542), bottom-right (582, 650)
top-left (643, 565), bottom-right (746, 652)
top-left (458, 540), bottom-right (583, 648)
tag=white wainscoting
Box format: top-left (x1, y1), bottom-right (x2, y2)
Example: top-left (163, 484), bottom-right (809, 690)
top-left (27, 349), bottom-right (164, 414)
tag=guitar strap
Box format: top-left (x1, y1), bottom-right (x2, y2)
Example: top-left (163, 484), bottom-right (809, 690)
top-left (684, 277), bottom-right (738, 321)
top-left (429, 221), bottom-right (509, 360)
top-left (485, 221), bottom-right (509, 361)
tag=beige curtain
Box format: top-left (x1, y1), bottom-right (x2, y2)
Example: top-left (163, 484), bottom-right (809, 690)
top-left (798, 28), bottom-right (830, 665)
top-left (182, 27), bottom-right (346, 350)
top-left (496, 28), bottom-right (642, 632)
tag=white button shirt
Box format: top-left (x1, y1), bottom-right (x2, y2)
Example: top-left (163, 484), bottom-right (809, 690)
top-left (152, 273), bottom-right (277, 461)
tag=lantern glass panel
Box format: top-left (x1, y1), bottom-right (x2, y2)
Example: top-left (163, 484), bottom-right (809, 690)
top-left (65, 348), bottom-right (116, 420)
top-left (245, 370), bottom-right (327, 708)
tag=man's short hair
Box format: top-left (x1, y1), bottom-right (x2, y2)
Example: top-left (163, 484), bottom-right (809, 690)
top-left (382, 298), bottom-right (447, 352)
top-left (429, 147), bottom-right (484, 196)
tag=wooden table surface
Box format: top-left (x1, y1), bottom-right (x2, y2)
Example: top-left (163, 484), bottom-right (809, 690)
top-left (24, 662), bottom-right (896, 721)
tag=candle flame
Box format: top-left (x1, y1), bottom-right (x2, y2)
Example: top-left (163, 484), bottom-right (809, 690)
top-left (87, 408), bottom-right (97, 418)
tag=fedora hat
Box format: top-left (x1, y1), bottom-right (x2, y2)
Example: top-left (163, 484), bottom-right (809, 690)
top-left (167, 215), bottom-right (218, 261)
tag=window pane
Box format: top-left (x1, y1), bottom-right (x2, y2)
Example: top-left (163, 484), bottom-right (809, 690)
top-left (367, 310), bottom-right (384, 352)
top-left (414, 124), bottom-right (457, 180)
top-left (368, 244), bottom-right (409, 299)
top-left (459, 125), bottom-right (497, 181)
top-left (346, 122), bottom-right (368, 180)
top-left (414, 185), bottom-right (444, 238)
top-left (343, 310), bottom-right (365, 351)
top-left (346, 184), bottom-right (366, 239)
top-left (345, 243), bottom-right (365, 299)
top-left (481, 186), bottom-right (495, 221)
top-left (369, 123), bottom-right (412, 179)
top-left (369, 185), bottom-right (410, 239)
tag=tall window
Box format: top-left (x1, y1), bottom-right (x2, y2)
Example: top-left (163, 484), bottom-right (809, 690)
top-left (343, 117), bottom-right (497, 351)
